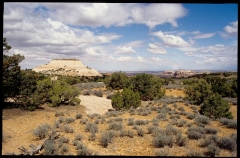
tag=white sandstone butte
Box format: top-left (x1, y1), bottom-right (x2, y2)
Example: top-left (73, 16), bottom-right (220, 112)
top-left (32, 59), bottom-right (102, 77)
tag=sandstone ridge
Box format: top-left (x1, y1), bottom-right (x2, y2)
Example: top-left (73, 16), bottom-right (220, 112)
top-left (32, 59), bottom-right (102, 77)
top-left (161, 69), bottom-right (210, 77)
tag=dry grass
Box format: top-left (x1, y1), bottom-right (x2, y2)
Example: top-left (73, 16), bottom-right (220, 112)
top-left (2, 88), bottom-right (237, 156)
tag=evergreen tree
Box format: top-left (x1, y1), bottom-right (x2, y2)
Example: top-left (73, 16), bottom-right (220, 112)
top-left (200, 93), bottom-right (233, 119)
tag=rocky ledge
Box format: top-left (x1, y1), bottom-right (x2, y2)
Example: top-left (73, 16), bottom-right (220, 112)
top-left (32, 59), bottom-right (102, 77)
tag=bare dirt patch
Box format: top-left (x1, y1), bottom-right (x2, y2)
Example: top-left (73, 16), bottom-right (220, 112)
top-left (78, 95), bottom-right (113, 115)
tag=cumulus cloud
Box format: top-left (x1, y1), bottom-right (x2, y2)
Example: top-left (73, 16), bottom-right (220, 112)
top-left (193, 33), bottom-right (215, 39)
top-left (34, 3), bottom-right (187, 29)
top-left (185, 52), bottom-right (194, 56)
top-left (117, 56), bottom-right (133, 61)
top-left (137, 56), bottom-right (149, 63)
top-left (152, 31), bottom-right (191, 47)
top-left (85, 47), bottom-right (101, 56)
top-left (224, 21), bottom-right (238, 35)
top-left (147, 43), bottom-right (167, 54)
top-left (151, 57), bottom-right (162, 62)
top-left (220, 20), bottom-right (238, 38)
top-left (114, 46), bottom-right (136, 54)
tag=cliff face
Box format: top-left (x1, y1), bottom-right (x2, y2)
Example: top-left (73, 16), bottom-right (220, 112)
top-left (32, 59), bottom-right (102, 77)
top-left (161, 69), bottom-right (210, 78)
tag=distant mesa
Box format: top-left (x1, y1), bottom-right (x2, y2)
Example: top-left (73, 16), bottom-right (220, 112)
top-left (32, 58), bottom-right (102, 77)
top-left (161, 69), bottom-right (210, 77)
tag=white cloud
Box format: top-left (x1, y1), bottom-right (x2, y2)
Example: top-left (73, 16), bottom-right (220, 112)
top-left (114, 46), bottom-right (136, 54)
top-left (152, 31), bottom-right (191, 47)
top-left (224, 20), bottom-right (238, 35)
top-left (147, 43), bottom-right (167, 54)
top-left (185, 52), bottom-right (194, 56)
top-left (36, 3), bottom-right (187, 29)
top-left (124, 40), bottom-right (145, 48)
top-left (220, 20), bottom-right (238, 38)
top-left (151, 57), bottom-right (162, 62)
top-left (191, 30), bottom-right (201, 35)
top-left (85, 47), bottom-right (101, 56)
top-left (117, 56), bottom-right (133, 61)
top-left (193, 33), bottom-right (215, 39)
top-left (137, 56), bottom-right (149, 63)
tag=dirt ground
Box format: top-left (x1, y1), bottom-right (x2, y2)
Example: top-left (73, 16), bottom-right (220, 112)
top-left (2, 89), bottom-right (237, 156)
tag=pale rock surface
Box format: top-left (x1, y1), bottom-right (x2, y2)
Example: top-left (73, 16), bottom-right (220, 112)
top-left (32, 59), bottom-right (102, 76)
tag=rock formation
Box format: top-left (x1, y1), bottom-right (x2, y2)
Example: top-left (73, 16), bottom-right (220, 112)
top-left (32, 59), bottom-right (102, 77)
top-left (174, 69), bottom-right (195, 76)
top-left (161, 69), bottom-right (210, 78)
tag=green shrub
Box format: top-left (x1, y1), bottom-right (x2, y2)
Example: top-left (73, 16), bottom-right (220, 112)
top-left (104, 71), bottom-right (129, 90)
top-left (175, 133), bottom-right (187, 146)
top-left (186, 113), bottom-right (195, 120)
top-left (108, 122), bottom-right (123, 130)
top-left (194, 114), bottom-right (210, 125)
top-left (111, 88), bottom-right (141, 110)
top-left (83, 90), bottom-right (91, 95)
top-left (200, 93), bottom-right (233, 119)
top-left (136, 128), bottom-right (145, 137)
top-left (187, 150), bottom-right (202, 157)
top-left (219, 117), bottom-right (237, 129)
top-left (60, 144), bottom-right (69, 155)
top-left (156, 113), bottom-right (167, 119)
top-left (130, 73), bottom-right (165, 101)
top-left (75, 113), bottom-right (83, 119)
top-left (85, 123), bottom-right (98, 133)
top-left (204, 144), bottom-right (220, 157)
top-left (54, 121), bottom-right (61, 128)
top-left (135, 120), bottom-right (146, 126)
top-left (75, 134), bottom-right (83, 141)
top-left (72, 140), bottom-right (79, 146)
top-left (155, 149), bottom-right (169, 156)
top-left (128, 118), bottom-right (135, 126)
top-left (33, 124), bottom-right (51, 140)
top-left (205, 127), bottom-right (218, 134)
top-left (106, 93), bottom-right (114, 99)
top-left (80, 118), bottom-right (88, 124)
top-left (43, 139), bottom-right (58, 155)
top-left (55, 111), bottom-right (65, 117)
top-left (153, 134), bottom-right (174, 147)
top-left (88, 132), bottom-right (96, 141)
top-left (94, 91), bottom-right (103, 97)
top-left (187, 130), bottom-right (203, 140)
top-left (58, 117), bottom-right (65, 123)
top-left (76, 142), bottom-right (92, 155)
top-left (126, 130), bottom-right (134, 138)
top-left (100, 130), bottom-right (114, 148)
top-left (65, 117), bottom-right (75, 124)
top-left (63, 125), bottom-right (74, 133)
top-left (58, 137), bottom-right (69, 147)
top-left (217, 137), bottom-right (236, 152)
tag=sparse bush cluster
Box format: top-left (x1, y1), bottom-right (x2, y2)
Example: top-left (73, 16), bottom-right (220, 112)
top-left (219, 117), bottom-right (237, 129)
top-left (100, 130), bottom-right (115, 148)
top-left (187, 126), bottom-right (205, 140)
top-left (33, 124), bottom-right (52, 139)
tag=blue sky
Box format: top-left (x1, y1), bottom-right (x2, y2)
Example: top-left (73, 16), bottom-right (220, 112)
top-left (3, 3), bottom-right (238, 71)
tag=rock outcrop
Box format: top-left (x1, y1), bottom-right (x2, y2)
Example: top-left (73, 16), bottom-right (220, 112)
top-left (161, 69), bottom-right (210, 78)
top-left (32, 59), bottom-right (102, 77)
top-left (174, 69), bottom-right (195, 76)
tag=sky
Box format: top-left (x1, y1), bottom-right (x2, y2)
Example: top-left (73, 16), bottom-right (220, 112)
top-left (3, 3), bottom-right (238, 71)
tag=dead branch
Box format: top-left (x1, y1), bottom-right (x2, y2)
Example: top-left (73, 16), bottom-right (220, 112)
top-left (18, 130), bottom-right (60, 155)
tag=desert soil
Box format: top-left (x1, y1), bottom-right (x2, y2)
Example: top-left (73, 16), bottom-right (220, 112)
top-left (2, 89), bottom-right (237, 156)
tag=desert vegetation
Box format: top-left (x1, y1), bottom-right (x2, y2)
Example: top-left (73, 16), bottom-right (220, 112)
top-left (2, 38), bottom-right (237, 156)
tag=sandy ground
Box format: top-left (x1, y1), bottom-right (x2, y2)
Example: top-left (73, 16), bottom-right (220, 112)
top-left (2, 90), bottom-right (237, 156)
top-left (78, 95), bottom-right (113, 115)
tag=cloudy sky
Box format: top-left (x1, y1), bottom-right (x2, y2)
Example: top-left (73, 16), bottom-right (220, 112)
top-left (3, 3), bottom-right (238, 71)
